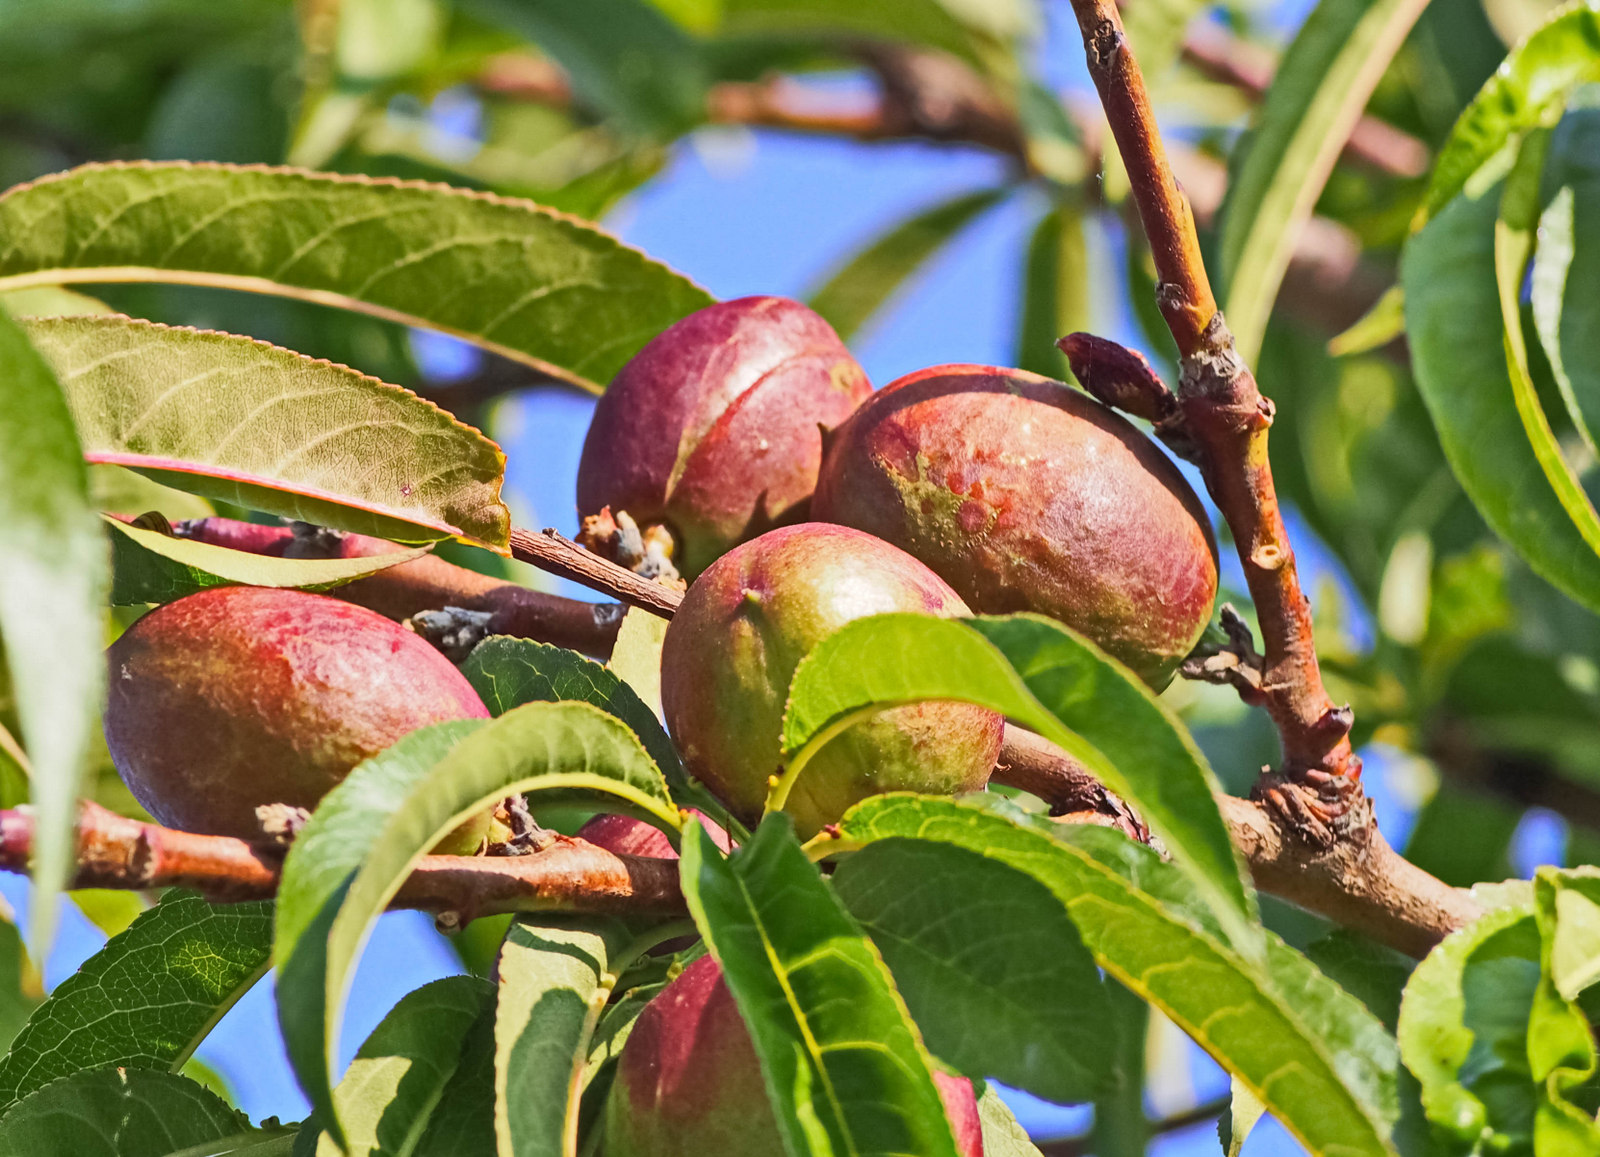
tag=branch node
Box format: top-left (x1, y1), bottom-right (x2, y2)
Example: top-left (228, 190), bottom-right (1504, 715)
top-left (409, 606), bottom-right (495, 663)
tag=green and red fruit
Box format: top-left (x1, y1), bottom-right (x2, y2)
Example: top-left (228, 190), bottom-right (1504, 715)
top-left (104, 585), bottom-right (491, 843)
top-left (660, 523), bottom-right (1003, 836)
top-left (603, 954), bottom-right (984, 1156)
top-left (577, 296), bottom-right (872, 579)
top-left (812, 364), bottom-right (1218, 686)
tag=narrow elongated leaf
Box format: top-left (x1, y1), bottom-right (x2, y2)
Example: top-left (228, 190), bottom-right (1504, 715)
top-left (410, 1001), bottom-right (497, 1157)
top-left (1397, 903), bottom-right (1541, 1148)
top-left (304, 976), bottom-right (495, 1157)
top-left (494, 916), bottom-right (631, 1156)
top-left (807, 189), bottom-right (1005, 342)
top-left (779, 612), bottom-right (1258, 956)
top-left (1403, 174), bottom-right (1600, 611)
top-left (1016, 203), bottom-right (1089, 380)
top-left (0, 163), bottom-right (714, 390)
top-left (1423, 1), bottom-right (1600, 221)
top-left (461, 636), bottom-right (715, 822)
top-left (718, 0), bottom-right (981, 63)
top-left (0, 892), bottom-right (273, 1112)
top-left (974, 1084), bottom-right (1044, 1157)
top-left (1531, 110), bottom-right (1600, 455)
top-left (0, 1068), bottom-right (253, 1157)
top-left (276, 703), bottom-right (675, 1144)
top-left (466, 0), bottom-right (708, 138)
top-left (830, 838), bottom-right (1114, 1103)
top-left (1220, 0), bottom-right (1429, 365)
top-left (607, 607), bottom-right (668, 718)
top-left (26, 315), bottom-right (509, 546)
top-left (1529, 868), bottom-right (1600, 1152)
top-left (106, 516), bottom-right (428, 605)
top-left (0, 308), bottom-right (106, 950)
top-left (834, 795), bottom-right (1401, 1157)
top-left (680, 817), bottom-right (962, 1157)
top-left (1328, 284), bottom-right (1406, 357)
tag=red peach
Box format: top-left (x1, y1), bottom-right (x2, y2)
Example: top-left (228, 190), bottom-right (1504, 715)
top-left (813, 365), bottom-right (1217, 686)
top-left (577, 297), bottom-right (872, 579)
top-left (660, 524), bottom-right (1003, 836)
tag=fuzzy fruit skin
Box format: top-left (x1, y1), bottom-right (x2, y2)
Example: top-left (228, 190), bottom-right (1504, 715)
top-left (660, 523), bottom-right (1003, 836)
top-left (813, 364), bottom-right (1218, 686)
top-left (603, 954), bottom-right (983, 1157)
top-left (577, 296), bottom-right (872, 579)
top-left (104, 586), bottom-right (490, 840)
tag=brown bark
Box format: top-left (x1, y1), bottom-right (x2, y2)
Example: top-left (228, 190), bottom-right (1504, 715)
top-left (4, 801), bottom-right (684, 921)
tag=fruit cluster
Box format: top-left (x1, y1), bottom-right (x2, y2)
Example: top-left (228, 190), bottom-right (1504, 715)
top-left (102, 295), bottom-right (1217, 1156)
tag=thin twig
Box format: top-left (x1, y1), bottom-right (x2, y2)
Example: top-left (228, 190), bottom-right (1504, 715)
top-left (173, 517), bottom-right (627, 656)
top-left (507, 527), bottom-right (683, 618)
top-left (1065, 0), bottom-right (1358, 808)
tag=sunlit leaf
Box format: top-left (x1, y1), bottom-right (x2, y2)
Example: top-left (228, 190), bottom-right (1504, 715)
top-left (0, 163), bottom-right (714, 391)
top-left (780, 613), bottom-right (1259, 956)
top-left (1422, 0), bottom-right (1600, 222)
top-left (0, 309), bottom-right (108, 951)
top-left (830, 837), bottom-right (1114, 1103)
top-left (275, 704), bottom-right (675, 1144)
top-left (494, 916), bottom-right (631, 1156)
top-left (835, 795), bottom-right (1401, 1157)
top-left (807, 188), bottom-right (1006, 342)
top-left (26, 315), bottom-right (508, 546)
top-left (680, 817), bottom-right (962, 1157)
top-left (0, 892), bottom-right (272, 1112)
top-left (1220, 0), bottom-right (1429, 365)
top-left (1403, 168), bottom-right (1600, 612)
top-left (1015, 203), bottom-right (1089, 380)
top-left (106, 516), bottom-right (428, 605)
top-left (0, 1068), bottom-right (259, 1157)
top-left (302, 975), bottom-right (493, 1157)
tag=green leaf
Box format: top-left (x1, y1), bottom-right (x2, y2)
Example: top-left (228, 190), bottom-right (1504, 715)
top-left (1305, 928), bottom-right (1414, 1031)
top-left (1531, 110), bottom-right (1600, 456)
top-left (411, 1000), bottom-right (497, 1157)
top-left (276, 704), bottom-right (675, 1144)
top-left (718, 0), bottom-right (983, 63)
top-left (1219, 0), bottom-right (1430, 366)
top-left (1397, 902), bottom-right (1540, 1148)
top-left (0, 920), bottom-right (38, 1059)
top-left (974, 1084), bottom-right (1044, 1157)
top-left (607, 607), bottom-right (669, 718)
top-left (778, 612), bottom-right (1259, 957)
top-left (679, 817), bottom-right (962, 1157)
top-left (0, 892), bottom-right (273, 1112)
top-left (1423, 0), bottom-right (1600, 222)
top-left (303, 975), bottom-right (494, 1157)
top-left (460, 636), bottom-right (716, 822)
top-left (807, 189), bottom-right (1006, 342)
top-left (465, 0), bottom-right (708, 138)
top-left (1, 285), bottom-right (113, 317)
top-left (1120, 0), bottom-right (1208, 79)
top-left (0, 307), bottom-right (107, 951)
top-left (1328, 285), bottom-right (1407, 358)
top-left (0, 1068), bottom-right (255, 1157)
top-left (25, 315), bottom-right (509, 547)
top-left (1541, 867), bottom-right (1600, 1000)
top-left (106, 516), bottom-right (429, 605)
top-left (1015, 203), bottom-right (1090, 380)
top-left (835, 795), bottom-right (1401, 1157)
top-left (1402, 171), bottom-right (1600, 612)
top-left (494, 916), bottom-right (631, 1156)
top-left (1529, 868), bottom-right (1600, 1153)
top-left (0, 163), bottom-right (714, 391)
top-left (830, 837), bottom-right (1114, 1103)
